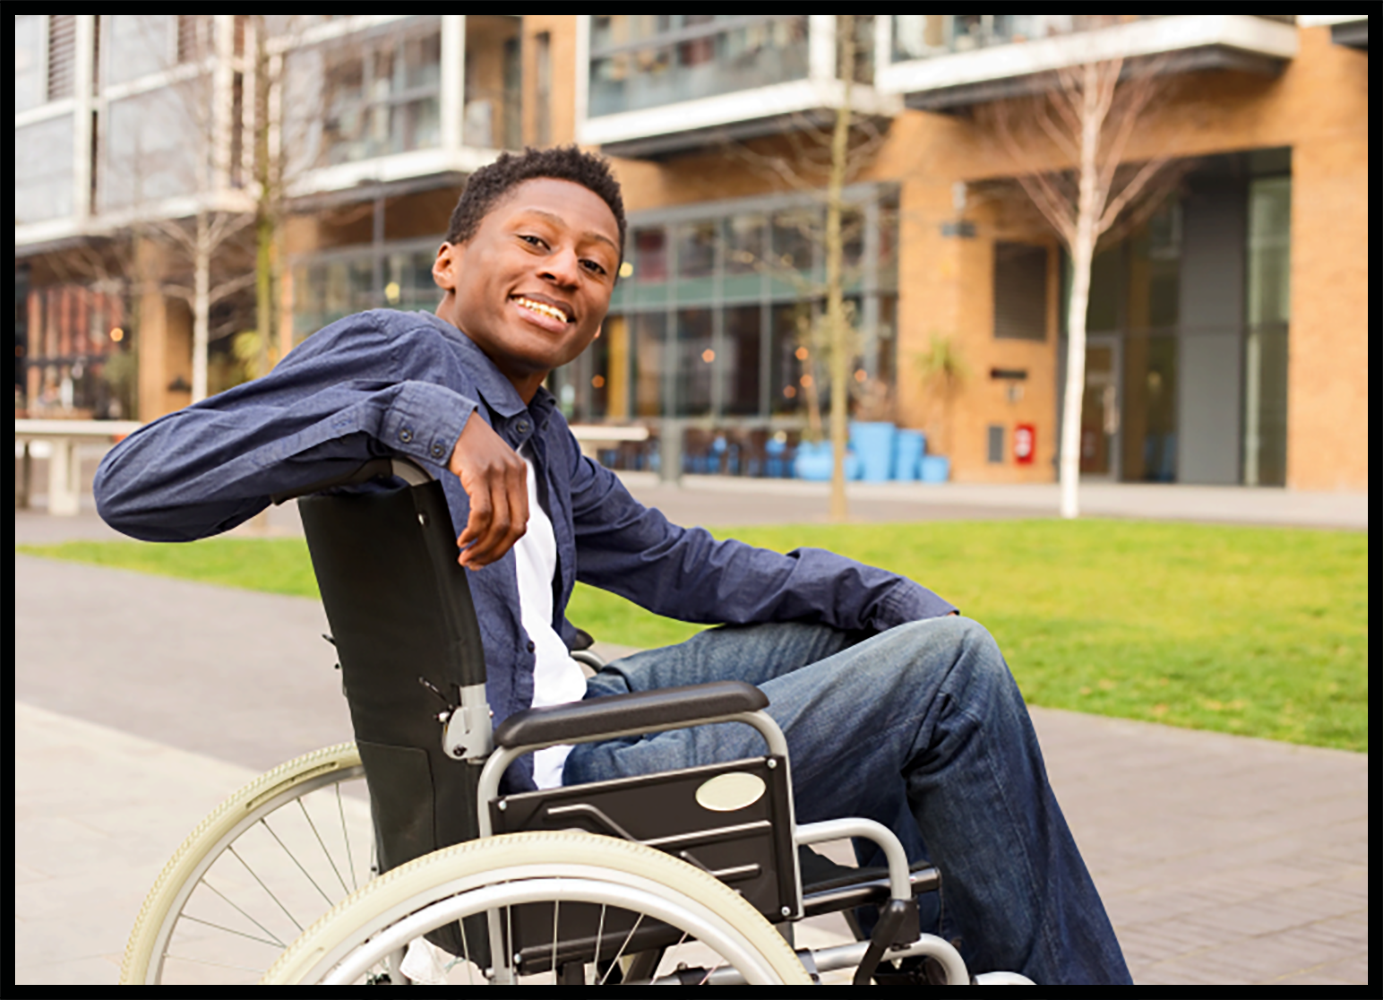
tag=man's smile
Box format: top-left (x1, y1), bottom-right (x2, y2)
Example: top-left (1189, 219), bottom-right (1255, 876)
top-left (510, 294), bottom-right (573, 326)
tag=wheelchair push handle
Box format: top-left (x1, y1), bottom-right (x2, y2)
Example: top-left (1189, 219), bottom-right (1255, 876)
top-left (270, 455), bottom-right (433, 506)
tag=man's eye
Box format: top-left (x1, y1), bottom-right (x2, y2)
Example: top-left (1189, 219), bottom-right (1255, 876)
top-left (582, 260), bottom-right (608, 275)
top-left (519, 234), bottom-right (545, 247)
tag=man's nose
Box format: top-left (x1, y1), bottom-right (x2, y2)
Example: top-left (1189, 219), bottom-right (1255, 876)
top-left (539, 246), bottom-right (580, 286)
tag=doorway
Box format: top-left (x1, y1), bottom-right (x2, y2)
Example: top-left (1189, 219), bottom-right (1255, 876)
top-left (1079, 334), bottom-right (1121, 480)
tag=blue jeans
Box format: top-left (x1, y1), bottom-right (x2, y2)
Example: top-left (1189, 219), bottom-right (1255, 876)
top-left (563, 617), bottom-right (1131, 985)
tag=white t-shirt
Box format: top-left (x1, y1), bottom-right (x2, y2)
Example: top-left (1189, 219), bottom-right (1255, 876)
top-left (512, 447), bottom-right (589, 789)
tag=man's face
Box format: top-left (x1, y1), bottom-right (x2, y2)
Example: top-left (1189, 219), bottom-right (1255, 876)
top-left (434, 177), bottom-right (621, 400)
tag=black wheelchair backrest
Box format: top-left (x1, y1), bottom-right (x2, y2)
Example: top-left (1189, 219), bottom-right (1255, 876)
top-left (294, 460), bottom-right (489, 955)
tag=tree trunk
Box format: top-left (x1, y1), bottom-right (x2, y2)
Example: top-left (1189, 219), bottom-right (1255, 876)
top-left (192, 211), bottom-right (210, 403)
top-left (254, 15), bottom-right (276, 379)
top-left (827, 16), bottom-right (855, 523)
top-left (1060, 226), bottom-right (1093, 519)
top-left (1059, 63), bottom-right (1106, 521)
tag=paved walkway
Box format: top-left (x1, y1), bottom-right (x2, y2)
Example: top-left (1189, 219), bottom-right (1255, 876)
top-left (15, 543), bottom-right (1366, 985)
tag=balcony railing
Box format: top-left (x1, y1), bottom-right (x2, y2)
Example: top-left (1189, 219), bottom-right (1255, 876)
top-left (581, 15), bottom-right (897, 159)
top-left (891, 15), bottom-right (1159, 62)
top-left (588, 15), bottom-right (811, 118)
top-left (879, 14), bottom-right (1300, 111)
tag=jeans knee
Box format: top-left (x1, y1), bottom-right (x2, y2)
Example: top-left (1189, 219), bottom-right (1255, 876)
top-left (902, 615), bottom-right (1011, 689)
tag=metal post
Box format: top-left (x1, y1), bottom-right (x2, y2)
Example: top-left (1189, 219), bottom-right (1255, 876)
top-left (659, 417), bottom-right (683, 484)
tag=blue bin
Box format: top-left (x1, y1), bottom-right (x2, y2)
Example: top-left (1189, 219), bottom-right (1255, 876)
top-left (919, 455), bottom-right (950, 484)
top-left (793, 440), bottom-right (860, 481)
top-left (850, 422), bottom-right (896, 482)
top-left (893, 430), bottom-right (924, 481)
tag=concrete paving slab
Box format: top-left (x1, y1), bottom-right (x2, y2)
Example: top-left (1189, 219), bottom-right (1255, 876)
top-left (13, 702), bottom-right (260, 986)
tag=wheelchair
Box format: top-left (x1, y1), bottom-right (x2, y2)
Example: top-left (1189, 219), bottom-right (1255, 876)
top-left (121, 457), bottom-right (1033, 985)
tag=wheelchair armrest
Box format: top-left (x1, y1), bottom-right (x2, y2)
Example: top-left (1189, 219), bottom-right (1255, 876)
top-left (493, 680), bottom-right (768, 750)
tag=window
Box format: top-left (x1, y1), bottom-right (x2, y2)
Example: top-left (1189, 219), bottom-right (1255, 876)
top-left (16, 15), bottom-right (45, 112)
top-left (292, 244), bottom-right (438, 342)
top-left (723, 305), bottom-right (762, 416)
top-left (103, 15), bottom-right (176, 87)
top-left (533, 32), bottom-right (552, 146)
top-left (588, 15), bottom-right (809, 117)
top-left (676, 221), bottom-right (717, 279)
top-left (1243, 175), bottom-right (1290, 487)
top-left (993, 242), bottom-right (1048, 341)
top-left (100, 84), bottom-right (201, 211)
top-left (632, 312), bottom-right (667, 417)
top-left (465, 16), bottom-right (522, 149)
top-left (725, 214), bottom-right (765, 276)
top-left (47, 15), bottom-right (77, 101)
top-left (15, 118), bottom-right (75, 223)
top-left (675, 308), bottom-right (713, 416)
top-left (632, 228), bottom-right (668, 282)
top-left (285, 22), bottom-right (443, 172)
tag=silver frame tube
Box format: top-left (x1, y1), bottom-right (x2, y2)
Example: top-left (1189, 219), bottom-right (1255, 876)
top-left (794, 817), bottom-right (912, 903)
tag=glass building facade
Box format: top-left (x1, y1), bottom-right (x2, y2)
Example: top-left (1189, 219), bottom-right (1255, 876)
top-left (551, 185), bottom-right (899, 425)
top-left (1058, 150), bottom-right (1292, 486)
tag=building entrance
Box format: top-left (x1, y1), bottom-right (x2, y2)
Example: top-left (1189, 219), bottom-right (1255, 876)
top-left (1079, 335), bottom-right (1121, 480)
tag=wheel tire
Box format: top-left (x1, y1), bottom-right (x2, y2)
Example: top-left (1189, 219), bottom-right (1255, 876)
top-left (121, 742), bottom-right (368, 985)
top-left (263, 830), bottom-right (813, 985)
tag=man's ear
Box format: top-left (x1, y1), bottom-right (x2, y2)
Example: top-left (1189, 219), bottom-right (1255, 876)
top-left (433, 242), bottom-right (462, 292)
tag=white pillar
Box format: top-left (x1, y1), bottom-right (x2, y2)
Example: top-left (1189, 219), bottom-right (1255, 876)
top-left (47, 439), bottom-right (82, 516)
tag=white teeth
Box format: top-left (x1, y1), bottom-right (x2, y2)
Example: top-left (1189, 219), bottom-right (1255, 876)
top-left (513, 297), bottom-right (568, 323)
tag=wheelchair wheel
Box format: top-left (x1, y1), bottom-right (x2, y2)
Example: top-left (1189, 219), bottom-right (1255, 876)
top-left (121, 742), bottom-right (371, 985)
top-left (263, 831), bottom-right (813, 985)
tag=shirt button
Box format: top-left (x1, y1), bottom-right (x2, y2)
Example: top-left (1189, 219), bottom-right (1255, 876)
top-left (431, 442), bottom-right (445, 458)
top-left (526, 640), bottom-right (536, 653)
top-left (516, 419), bottom-right (531, 434)
top-left (399, 427), bottom-right (413, 443)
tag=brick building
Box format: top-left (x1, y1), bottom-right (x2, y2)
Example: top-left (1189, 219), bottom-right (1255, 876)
top-left (14, 15), bottom-right (1368, 489)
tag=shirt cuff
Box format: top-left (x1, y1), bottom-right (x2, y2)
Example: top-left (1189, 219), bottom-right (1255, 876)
top-left (380, 381), bottom-right (477, 468)
top-left (877, 579), bottom-right (959, 629)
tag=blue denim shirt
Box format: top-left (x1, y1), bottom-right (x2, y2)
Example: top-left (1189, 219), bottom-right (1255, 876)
top-left (94, 309), bottom-right (957, 789)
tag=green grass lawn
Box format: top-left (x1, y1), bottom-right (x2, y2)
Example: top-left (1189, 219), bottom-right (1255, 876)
top-left (18, 519), bottom-right (1367, 753)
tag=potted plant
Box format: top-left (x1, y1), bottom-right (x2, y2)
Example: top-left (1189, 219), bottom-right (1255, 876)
top-left (913, 332), bottom-right (971, 484)
top-left (850, 378), bottom-right (896, 481)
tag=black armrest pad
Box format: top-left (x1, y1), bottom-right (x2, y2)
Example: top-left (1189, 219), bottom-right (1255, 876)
top-left (494, 680), bottom-right (769, 749)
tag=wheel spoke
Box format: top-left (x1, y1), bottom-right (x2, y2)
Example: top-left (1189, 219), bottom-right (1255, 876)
top-left (593, 905), bottom-right (607, 983)
top-left (192, 866), bottom-right (293, 948)
top-left (296, 797), bottom-right (351, 897)
top-left (550, 880), bottom-right (560, 980)
top-left (260, 816), bottom-right (336, 905)
top-left (336, 784), bottom-right (358, 893)
top-left (173, 911), bottom-right (285, 950)
top-left (227, 843), bottom-right (306, 934)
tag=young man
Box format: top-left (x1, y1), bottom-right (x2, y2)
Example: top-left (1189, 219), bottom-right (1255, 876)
top-left (94, 146), bottom-right (1130, 984)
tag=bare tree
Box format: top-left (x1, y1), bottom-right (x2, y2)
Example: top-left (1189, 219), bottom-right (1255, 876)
top-left (821, 14), bottom-right (858, 522)
top-left (977, 36), bottom-right (1190, 517)
top-left (110, 15), bottom-right (257, 403)
top-left (724, 15), bottom-right (888, 521)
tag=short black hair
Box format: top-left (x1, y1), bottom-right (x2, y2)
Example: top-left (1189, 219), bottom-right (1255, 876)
top-left (445, 145), bottom-right (627, 262)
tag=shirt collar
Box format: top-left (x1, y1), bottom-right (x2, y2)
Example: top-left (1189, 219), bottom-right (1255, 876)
top-left (417, 311), bottom-right (529, 419)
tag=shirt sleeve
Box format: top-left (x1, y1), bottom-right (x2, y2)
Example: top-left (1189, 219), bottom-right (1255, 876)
top-left (94, 312), bottom-right (477, 542)
top-left (566, 446), bottom-right (957, 632)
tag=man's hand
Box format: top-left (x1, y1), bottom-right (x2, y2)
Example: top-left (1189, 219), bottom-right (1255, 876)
top-left (448, 411), bottom-right (528, 569)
